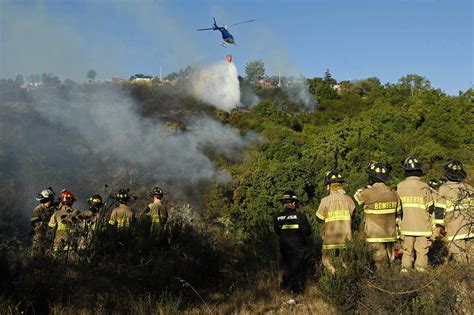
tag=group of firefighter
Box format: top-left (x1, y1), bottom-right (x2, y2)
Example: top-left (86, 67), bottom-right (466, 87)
top-left (274, 157), bottom-right (473, 294)
top-left (31, 186), bottom-right (168, 256)
top-left (31, 157), bottom-right (472, 294)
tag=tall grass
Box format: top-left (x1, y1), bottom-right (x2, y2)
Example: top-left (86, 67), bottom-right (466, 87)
top-left (1, 220), bottom-right (472, 314)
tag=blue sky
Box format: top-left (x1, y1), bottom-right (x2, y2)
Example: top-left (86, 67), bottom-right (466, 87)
top-left (1, 0), bottom-right (472, 94)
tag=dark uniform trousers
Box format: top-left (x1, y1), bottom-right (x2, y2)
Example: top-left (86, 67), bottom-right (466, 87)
top-left (274, 209), bottom-right (311, 294)
top-left (280, 238), bottom-right (307, 293)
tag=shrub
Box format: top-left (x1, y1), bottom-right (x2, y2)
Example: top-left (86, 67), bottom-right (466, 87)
top-left (317, 237), bottom-right (374, 312)
top-left (358, 264), bottom-right (468, 314)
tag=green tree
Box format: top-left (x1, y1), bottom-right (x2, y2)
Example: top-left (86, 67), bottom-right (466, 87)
top-left (397, 74), bottom-right (431, 95)
top-left (245, 60), bottom-right (265, 83)
top-left (87, 69), bottom-right (97, 81)
top-left (218, 71), bottom-right (473, 237)
top-left (308, 77), bottom-right (338, 99)
top-left (324, 69), bottom-right (337, 86)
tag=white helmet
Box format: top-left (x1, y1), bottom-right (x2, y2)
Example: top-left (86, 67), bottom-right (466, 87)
top-left (36, 187), bottom-right (55, 202)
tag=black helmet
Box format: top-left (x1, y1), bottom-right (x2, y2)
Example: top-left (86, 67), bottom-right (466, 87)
top-left (278, 190), bottom-right (299, 203)
top-left (150, 186), bottom-right (164, 198)
top-left (36, 187), bottom-right (55, 203)
top-left (443, 160), bottom-right (467, 182)
top-left (116, 189), bottom-right (130, 202)
top-left (366, 161), bottom-right (391, 183)
top-left (87, 194), bottom-right (103, 207)
top-left (324, 170), bottom-right (344, 185)
top-left (402, 156), bottom-right (423, 171)
top-left (427, 178), bottom-right (444, 190)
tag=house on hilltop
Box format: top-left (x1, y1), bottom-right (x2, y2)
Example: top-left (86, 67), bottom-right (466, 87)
top-left (130, 74), bottom-right (155, 83)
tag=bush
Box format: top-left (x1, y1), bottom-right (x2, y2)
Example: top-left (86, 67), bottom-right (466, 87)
top-left (358, 264), bottom-right (469, 314)
top-left (317, 237), bottom-right (374, 312)
top-left (317, 238), bottom-right (472, 314)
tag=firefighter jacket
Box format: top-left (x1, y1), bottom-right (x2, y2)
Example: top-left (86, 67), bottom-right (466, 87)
top-left (144, 200), bottom-right (168, 224)
top-left (316, 189), bottom-right (355, 249)
top-left (273, 208), bottom-right (312, 247)
top-left (48, 204), bottom-right (80, 250)
top-left (354, 182), bottom-right (400, 243)
top-left (80, 208), bottom-right (101, 230)
top-left (78, 208), bottom-right (101, 249)
top-left (32, 203), bottom-right (57, 245)
top-left (438, 181), bottom-right (473, 241)
top-left (397, 176), bottom-right (434, 237)
top-left (109, 203), bottom-right (134, 228)
top-left (32, 203), bottom-right (55, 226)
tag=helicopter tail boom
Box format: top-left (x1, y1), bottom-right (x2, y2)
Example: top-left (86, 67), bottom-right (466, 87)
top-left (197, 17), bottom-right (219, 31)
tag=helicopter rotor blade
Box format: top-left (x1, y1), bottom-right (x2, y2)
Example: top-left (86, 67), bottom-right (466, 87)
top-left (229, 19), bottom-right (255, 27)
top-left (197, 27), bottom-right (215, 31)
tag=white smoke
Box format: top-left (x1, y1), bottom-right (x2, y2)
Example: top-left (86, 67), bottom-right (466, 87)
top-left (190, 61), bottom-right (240, 112)
top-left (284, 78), bottom-right (316, 108)
top-left (32, 86), bottom-right (253, 184)
top-left (0, 84), bottom-right (257, 215)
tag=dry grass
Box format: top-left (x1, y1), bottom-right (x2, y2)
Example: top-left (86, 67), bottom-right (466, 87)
top-left (1, 221), bottom-right (472, 314)
top-left (183, 268), bottom-right (335, 315)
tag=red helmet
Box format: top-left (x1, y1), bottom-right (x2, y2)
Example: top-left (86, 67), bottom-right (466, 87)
top-left (60, 189), bottom-right (75, 206)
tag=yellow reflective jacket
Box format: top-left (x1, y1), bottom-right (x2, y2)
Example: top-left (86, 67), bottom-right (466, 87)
top-left (397, 176), bottom-right (434, 237)
top-left (354, 182), bottom-right (400, 243)
top-left (48, 204), bottom-right (80, 250)
top-left (438, 181), bottom-right (473, 241)
top-left (109, 203), bottom-right (134, 228)
top-left (316, 189), bottom-right (355, 249)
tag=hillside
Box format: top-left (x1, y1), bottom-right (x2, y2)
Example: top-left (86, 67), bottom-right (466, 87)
top-left (0, 74), bottom-right (473, 314)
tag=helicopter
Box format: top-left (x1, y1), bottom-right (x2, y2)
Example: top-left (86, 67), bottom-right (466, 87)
top-left (197, 17), bottom-right (255, 46)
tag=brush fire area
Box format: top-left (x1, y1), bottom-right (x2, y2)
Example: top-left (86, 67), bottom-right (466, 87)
top-left (1, 1), bottom-right (473, 314)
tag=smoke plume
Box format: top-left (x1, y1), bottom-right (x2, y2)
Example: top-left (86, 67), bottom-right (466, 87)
top-left (0, 84), bottom-right (256, 218)
top-left (190, 61), bottom-right (241, 112)
top-left (284, 78), bottom-right (316, 108)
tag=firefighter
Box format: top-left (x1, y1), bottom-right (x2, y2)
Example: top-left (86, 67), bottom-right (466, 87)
top-left (108, 189), bottom-right (135, 229)
top-left (354, 161), bottom-right (400, 270)
top-left (142, 186), bottom-right (168, 230)
top-left (438, 160), bottom-right (473, 263)
top-left (78, 194), bottom-right (103, 250)
top-left (48, 189), bottom-right (80, 253)
top-left (31, 187), bottom-right (57, 255)
top-left (316, 171), bottom-right (355, 273)
top-left (397, 157), bottom-right (434, 272)
top-left (273, 190), bottom-right (312, 294)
